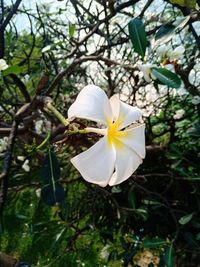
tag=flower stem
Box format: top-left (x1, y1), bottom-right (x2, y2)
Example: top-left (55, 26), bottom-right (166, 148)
top-left (85, 127), bottom-right (106, 135)
top-left (46, 102), bottom-right (69, 126)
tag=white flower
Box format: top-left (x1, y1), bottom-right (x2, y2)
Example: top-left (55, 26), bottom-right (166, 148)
top-left (0, 59), bottom-right (8, 71)
top-left (156, 44), bottom-right (185, 61)
top-left (156, 44), bottom-right (169, 59)
top-left (35, 120), bottom-right (44, 135)
top-left (173, 109), bottom-right (185, 120)
top-left (22, 159), bottom-right (30, 172)
top-left (100, 244), bottom-right (110, 259)
top-left (17, 156), bottom-right (30, 172)
top-left (0, 137), bottom-right (8, 153)
top-left (68, 85), bottom-right (145, 187)
top-left (138, 63), bottom-right (156, 82)
top-left (169, 45), bottom-right (185, 60)
top-left (191, 95), bottom-right (200, 105)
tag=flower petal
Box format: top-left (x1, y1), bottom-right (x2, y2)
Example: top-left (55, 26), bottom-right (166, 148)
top-left (110, 95), bottom-right (143, 130)
top-left (109, 95), bottom-right (120, 122)
top-left (71, 136), bottom-right (116, 187)
top-left (68, 85), bottom-right (112, 125)
top-left (138, 63), bottom-right (153, 82)
top-left (119, 124), bottom-right (146, 158)
top-left (108, 145), bottom-right (142, 186)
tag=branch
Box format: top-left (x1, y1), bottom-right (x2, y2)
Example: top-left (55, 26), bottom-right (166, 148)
top-left (0, 0), bottom-right (22, 31)
top-left (46, 55), bottom-right (136, 95)
top-left (0, 96), bottom-right (51, 211)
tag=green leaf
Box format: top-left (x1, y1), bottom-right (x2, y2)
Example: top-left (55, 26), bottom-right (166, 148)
top-left (69, 23), bottom-right (75, 38)
top-left (128, 187), bottom-right (136, 209)
top-left (169, 0), bottom-right (196, 8)
top-left (142, 238), bottom-right (167, 248)
top-left (40, 148), bottom-right (65, 206)
top-left (41, 40), bottom-right (63, 53)
top-left (128, 18), bottom-right (147, 60)
top-left (175, 16), bottom-right (190, 33)
top-left (40, 148), bottom-right (60, 184)
top-left (41, 184), bottom-right (65, 206)
top-left (154, 16), bottom-right (190, 46)
top-left (154, 24), bottom-right (175, 46)
top-left (152, 67), bottom-right (181, 88)
top-left (135, 207), bottom-right (148, 221)
top-left (2, 65), bottom-right (24, 76)
top-left (179, 213), bottom-right (194, 225)
top-left (164, 244), bottom-right (175, 267)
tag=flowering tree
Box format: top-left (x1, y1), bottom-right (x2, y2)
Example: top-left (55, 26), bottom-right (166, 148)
top-left (0, 0), bottom-right (200, 266)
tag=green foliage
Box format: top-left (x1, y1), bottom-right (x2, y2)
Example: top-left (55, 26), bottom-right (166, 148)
top-left (154, 15), bottom-right (190, 46)
top-left (170, 0), bottom-right (197, 8)
top-left (142, 238), bottom-right (168, 249)
top-left (128, 18), bottom-right (147, 60)
top-left (163, 244), bottom-right (175, 267)
top-left (40, 148), bottom-right (65, 206)
top-left (151, 67), bottom-right (181, 88)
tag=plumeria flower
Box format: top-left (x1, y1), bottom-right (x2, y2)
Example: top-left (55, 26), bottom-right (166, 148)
top-left (17, 156), bottom-right (30, 172)
top-left (138, 63), bottom-right (156, 82)
top-left (22, 159), bottom-right (30, 172)
top-left (173, 109), bottom-right (185, 120)
top-left (0, 137), bottom-right (8, 153)
top-left (68, 85), bottom-right (145, 187)
top-left (156, 44), bottom-right (185, 61)
top-left (191, 95), bottom-right (200, 105)
top-left (0, 59), bottom-right (8, 71)
top-left (35, 119), bottom-right (44, 135)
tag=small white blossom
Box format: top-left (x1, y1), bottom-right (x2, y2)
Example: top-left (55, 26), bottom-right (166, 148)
top-left (0, 137), bottom-right (8, 153)
top-left (35, 188), bottom-right (41, 198)
top-left (22, 159), bottom-right (30, 172)
top-left (17, 156), bottom-right (25, 161)
top-left (138, 64), bottom-right (156, 82)
top-left (156, 44), bottom-right (185, 61)
top-left (191, 95), bottom-right (200, 105)
top-left (156, 44), bottom-right (169, 59)
top-left (100, 245), bottom-right (110, 260)
top-left (17, 156), bottom-right (30, 172)
top-left (173, 109), bottom-right (185, 120)
top-left (35, 120), bottom-right (44, 135)
top-left (0, 59), bottom-right (8, 71)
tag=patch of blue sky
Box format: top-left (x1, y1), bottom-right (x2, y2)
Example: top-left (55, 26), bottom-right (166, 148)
top-left (6, 0), bottom-right (68, 32)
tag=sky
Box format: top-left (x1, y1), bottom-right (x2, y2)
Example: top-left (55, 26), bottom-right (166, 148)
top-left (6, 0), bottom-right (68, 31)
top-left (6, 0), bottom-right (200, 35)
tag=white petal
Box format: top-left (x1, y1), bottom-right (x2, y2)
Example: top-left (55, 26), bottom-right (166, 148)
top-left (138, 64), bottom-right (153, 82)
top-left (168, 45), bottom-right (185, 60)
top-left (108, 145), bottom-right (142, 186)
top-left (0, 59), bottom-right (8, 70)
top-left (110, 95), bottom-right (143, 130)
top-left (109, 95), bottom-right (120, 122)
top-left (156, 44), bottom-right (168, 58)
top-left (119, 124), bottom-right (146, 158)
top-left (71, 136), bottom-right (116, 187)
top-left (68, 85), bottom-right (112, 125)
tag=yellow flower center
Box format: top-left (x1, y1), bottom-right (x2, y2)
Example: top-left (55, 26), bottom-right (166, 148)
top-left (107, 117), bottom-right (128, 149)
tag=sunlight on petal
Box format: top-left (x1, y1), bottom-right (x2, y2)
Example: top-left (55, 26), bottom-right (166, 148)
top-left (109, 95), bottom-right (120, 123)
top-left (119, 124), bottom-right (146, 158)
top-left (117, 101), bottom-right (143, 130)
top-left (68, 85), bottom-right (113, 125)
top-left (108, 145), bottom-right (142, 186)
top-left (71, 136), bottom-right (116, 187)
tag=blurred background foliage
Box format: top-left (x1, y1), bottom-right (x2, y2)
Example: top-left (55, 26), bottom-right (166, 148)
top-left (0, 0), bottom-right (200, 266)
